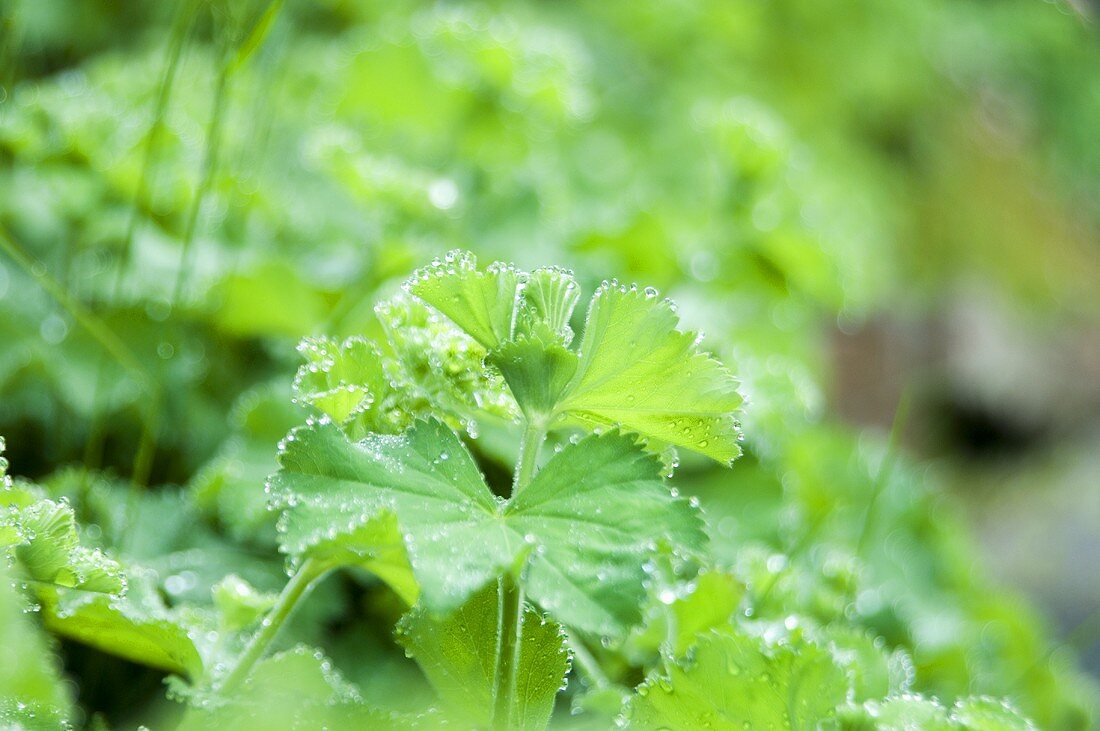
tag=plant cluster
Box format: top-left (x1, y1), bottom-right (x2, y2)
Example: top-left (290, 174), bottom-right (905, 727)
top-left (1, 253), bottom-right (1054, 729)
top-left (2, 1), bottom-right (1099, 729)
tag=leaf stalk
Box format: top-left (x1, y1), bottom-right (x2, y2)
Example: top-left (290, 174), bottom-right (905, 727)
top-left (216, 558), bottom-right (327, 694)
top-left (512, 418), bottom-right (546, 498)
top-left (492, 573), bottom-right (526, 730)
top-left (491, 418), bottom-right (547, 728)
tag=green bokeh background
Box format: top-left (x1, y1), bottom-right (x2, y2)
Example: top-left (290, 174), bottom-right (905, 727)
top-left (2, 0), bottom-right (1099, 728)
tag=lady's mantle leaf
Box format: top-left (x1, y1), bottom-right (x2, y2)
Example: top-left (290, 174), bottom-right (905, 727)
top-left (508, 427), bottom-right (705, 636)
top-left (627, 629), bottom-right (847, 730)
top-left (375, 292), bottom-right (519, 432)
top-left (406, 252), bottom-right (743, 464)
top-left (2, 498), bottom-right (127, 595)
top-left (1, 439), bottom-right (125, 595)
top-left (0, 561), bottom-right (71, 729)
top-left (276, 504), bottom-right (419, 606)
top-left (560, 283), bottom-right (743, 465)
top-left (396, 581), bottom-right (570, 729)
top-left (839, 694), bottom-right (1038, 731)
top-left (820, 626), bottom-right (913, 703)
top-left (406, 251), bottom-right (524, 349)
top-left (486, 337), bottom-right (578, 420)
top-left (177, 645), bottom-right (426, 730)
top-left (514, 266), bottom-right (582, 346)
top-left (293, 336), bottom-right (386, 429)
top-left (627, 571), bottom-right (744, 660)
top-left (268, 416), bottom-right (494, 607)
top-left (38, 566), bottom-right (206, 679)
top-left (950, 697), bottom-right (1037, 730)
top-left (1, 440), bottom-right (207, 681)
top-left (269, 419), bottom-right (704, 637)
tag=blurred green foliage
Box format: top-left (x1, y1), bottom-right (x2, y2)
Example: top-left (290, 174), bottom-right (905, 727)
top-left (1, 0), bottom-right (1099, 728)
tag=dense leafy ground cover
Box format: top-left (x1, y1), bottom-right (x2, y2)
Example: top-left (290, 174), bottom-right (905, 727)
top-left (2, 1), bottom-right (1099, 729)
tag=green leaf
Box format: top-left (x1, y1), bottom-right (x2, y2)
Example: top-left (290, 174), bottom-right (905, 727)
top-left (820, 626), bottom-right (913, 702)
top-left (560, 283), bottom-right (743, 464)
top-left (838, 696), bottom-right (954, 731)
top-left (212, 574), bottom-right (277, 633)
top-left (270, 419), bottom-right (704, 637)
top-left (488, 336), bottom-right (578, 420)
top-left (407, 251), bottom-right (523, 349)
top-left (376, 292), bottom-right (518, 432)
top-left (408, 254), bottom-right (583, 351)
top-left (837, 694), bottom-right (1037, 730)
top-left (667, 573), bottom-right (743, 656)
top-left (293, 336), bottom-right (386, 427)
top-left (951, 697), bottom-right (1037, 730)
top-left (629, 571), bottom-right (744, 659)
top-left (268, 416), bottom-right (484, 606)
top-left (276, 503), bottom-right (419, 606)
top-left (0, 473), bottom-right (42, 549)
top-left (2, 444), bottom-right (114, 590)
top-left (628, 628), bottom-right (848, 730)
top-left (508, 431), bottom-right (705, 636)
top-left (0, 450), bottom-right (239, 683)
top-left (0, 561), bottom-right (71, 729)
top-left (38, 566), bottom-right (205, 679)
top-left (232, 644), bottom-right (359, 700)
top-left (514, 266), bottom-right (582, 345)
top-left (405, 254), bottom-right (742, 464)
top-left (226, 0), bottom-right (286, 76)
top-left (178, 645), bottom-right (424, 730)
top-left (292, 328), bottom-right (517, 443)
top-left (2, 497), bottom-right (126, 595)
top-left (396, 581), bottom-right (570, 729)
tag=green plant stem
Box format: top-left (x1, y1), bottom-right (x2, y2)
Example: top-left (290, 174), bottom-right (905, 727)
top-left (856, 385), bottom-right (912, 553)
top-left (82, 0), bottom-right (192, 481)
top-left (1, 226), bottom-right (164, 553)
top-left (226, 0), bottom-right (285, 75)
top-left (0, 0), bottom-right (22, 101)
top-left (218, 558), bottom-right (327, 694)
top-left (171, 0), bottom-right (285, 305)
top-left (490, 419), bottom-right (547, 729)
top-left (113, 0), bottom-right (194, 293)
top-left (171, 56), bottom-right (230, 305)
top-left (512, 418), bottom-right (546, 498)
top-left (0, 228), bottom-right (147, 380)
top-left (86, 2), bottom-right (191, 459)
top-left (493, 572), bottom-right (525, 730)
